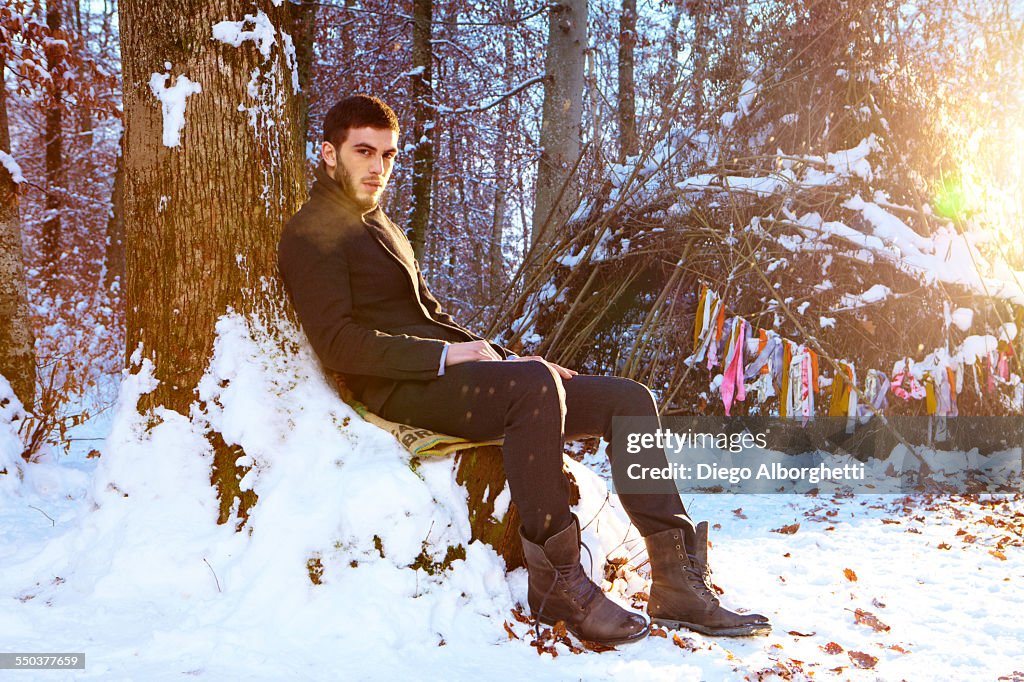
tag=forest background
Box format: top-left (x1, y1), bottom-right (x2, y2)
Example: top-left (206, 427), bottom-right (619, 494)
top-left (2, 1), bottom-right (1024, 678)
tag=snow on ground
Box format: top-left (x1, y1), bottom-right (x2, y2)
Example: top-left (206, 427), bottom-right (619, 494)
top-left (1, 315), bottom-right (1023, 681)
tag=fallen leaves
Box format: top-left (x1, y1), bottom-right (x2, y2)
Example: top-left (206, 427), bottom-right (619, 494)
top-left (843, 568), bottom-right (858, 582)
top-left (938, 542), bottom-right (952, 550)
top-left (848, 650), bottom-right (879, 669)
top-left (772, 522), bottom-right (801, 535)
top-left (853, 608), bottom-right (891, 633)
top-left (821, 642), bottom-right (844, 655)
top-left (990, 549), bottom-right (1008, 561)
top-left (733, 507), bottom-right (748, 519)
top-left (787, 630), bottom-right (816, 637)
top-left (503, 620), bottom-right (518, 640)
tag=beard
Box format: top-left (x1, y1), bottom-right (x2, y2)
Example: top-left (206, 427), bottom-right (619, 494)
top-left (335, 163), bottom-right (379, 211)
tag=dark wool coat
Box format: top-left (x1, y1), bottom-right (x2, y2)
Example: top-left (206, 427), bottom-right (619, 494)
top-left (278, 166), bottom-right (512, 413)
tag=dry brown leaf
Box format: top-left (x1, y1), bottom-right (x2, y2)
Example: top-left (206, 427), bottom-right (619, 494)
top-left (788, 630), bottom-right (816, 637)
top-left (733, 507), bottom-right (748, 519)
top-left (854, 608), bottom-right (891, 632)
top-left (990, 549), bottom-right (1008, 561)
top-left (510, 607), bottom-right (532, 625)
top-left (889, 644), bottom-right (911, 654)
top-left (772, 523), bottom-right (801, 535)
top-left (848, 651), bottom-right (879, 669)
top-left (649, 627), bottom-right (668, 638)
top-left (673, 633), bottom-right (697, 651)
top-left (581, 639), bottom-right (616, 653)
top-left (821, 641), bottom-right (844, 655)
top-left (503, 621), bottom-right (519, 640)
top-left (844, 568), bottom-right (858, 582)
top-left (938, 542), bottom-right (952, 550)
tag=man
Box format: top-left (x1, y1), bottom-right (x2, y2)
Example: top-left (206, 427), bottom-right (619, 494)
top-left (278, 94), bottom-right (770, 645)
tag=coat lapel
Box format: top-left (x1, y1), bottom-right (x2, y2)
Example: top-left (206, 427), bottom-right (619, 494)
top-left (361, 210), bottom-right (439, 320)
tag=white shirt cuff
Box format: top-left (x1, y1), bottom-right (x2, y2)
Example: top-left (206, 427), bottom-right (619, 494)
top-left (438, 343), bottom-right (449, 376)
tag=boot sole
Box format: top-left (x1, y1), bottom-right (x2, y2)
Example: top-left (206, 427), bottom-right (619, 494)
top-left (536, 615), bottom-right (651, 647)
top-left (652, 617), bottom-right (772, 638)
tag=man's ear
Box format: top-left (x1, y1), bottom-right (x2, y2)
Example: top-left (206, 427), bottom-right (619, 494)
top-left (321, 141), bottom-right (337, 169)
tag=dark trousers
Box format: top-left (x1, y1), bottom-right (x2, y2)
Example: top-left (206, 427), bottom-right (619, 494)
top-left (379, 359), bottom-right (693, 543)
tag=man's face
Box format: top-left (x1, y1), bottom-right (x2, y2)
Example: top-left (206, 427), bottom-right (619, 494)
top-left (321, 126), bottom-right (398, 210)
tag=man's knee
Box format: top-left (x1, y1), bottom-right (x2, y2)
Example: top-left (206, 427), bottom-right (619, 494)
top-left (505, 360), bottom-right (564, 412)
top-left (611, 377), bottom-right (658, 415)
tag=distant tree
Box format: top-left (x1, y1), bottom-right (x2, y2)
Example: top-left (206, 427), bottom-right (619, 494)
top-left (41, 0), bottom-right (64, 271)
top-left (120, 0), bottom-right (308, 521)
top-left (616, 0), bottom-right (637, 161)
top-left (531, 0), bottom-right (587, 267)
top-left (407, 0), bottom-right (434, 262)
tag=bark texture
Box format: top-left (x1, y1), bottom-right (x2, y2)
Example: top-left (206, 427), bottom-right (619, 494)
top-left (531, 0), bottom-right (587, 258)
top-left (0, 55), bottom-right (36, 410)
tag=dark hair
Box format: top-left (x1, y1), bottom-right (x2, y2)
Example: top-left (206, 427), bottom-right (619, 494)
top-left (323, 95), bottom-right (400, 147)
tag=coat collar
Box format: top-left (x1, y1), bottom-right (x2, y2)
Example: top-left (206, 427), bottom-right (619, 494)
top-left (311, 165), bottom-right (432, 317)
top-left (311, 164), bottom-right (378, 221)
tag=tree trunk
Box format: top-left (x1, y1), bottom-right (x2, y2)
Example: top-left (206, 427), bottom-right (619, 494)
top-left (0, 55), bottom-right (36, 410)
top-left (75, 0), bottom-right (94, 149)
top-left (531, 0), bottom-right (587, 262)
top-left (617, 0), bottom-right (637, 161)
top-left (488, 0), bottom-right (515, 301)
top-left (120, 0), bottom-right (308, 522)
top-left (42, 0), bottom-right (64, 271)
top-left (407, 0), bottom-right (434, 262)
top-left (104, 134), bottom-right (125, 289)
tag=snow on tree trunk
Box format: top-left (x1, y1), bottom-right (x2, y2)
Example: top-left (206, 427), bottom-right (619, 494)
top-left (120, 0), bottom-right (308, 522)
top-left (0, 56), bottom-right (35, 412)
top-left (531, 0), bottom-right (587, 266)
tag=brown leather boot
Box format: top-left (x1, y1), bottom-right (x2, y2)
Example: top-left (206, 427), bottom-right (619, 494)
top-left (645, 521), bottom-right (771, 637)
top-left (520, 517), bottom-right (649, 646)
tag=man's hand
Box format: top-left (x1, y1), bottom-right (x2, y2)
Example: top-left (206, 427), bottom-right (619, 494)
top-left (444, 340), bottom-right (503, 366)
top-left (509, 355), bottom-right (578, 380)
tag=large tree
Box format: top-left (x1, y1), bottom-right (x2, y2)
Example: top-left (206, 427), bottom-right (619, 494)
top-left (120, 0), bottom-right (309, 519)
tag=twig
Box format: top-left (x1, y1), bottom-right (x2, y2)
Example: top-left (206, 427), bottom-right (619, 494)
top-left (203, 558), bottom-right (222, 593)
top-left (28, 505), bottom-right (55, 526)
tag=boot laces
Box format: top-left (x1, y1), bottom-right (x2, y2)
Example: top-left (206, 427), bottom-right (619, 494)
top-left (685, 560), bottom-right (719, 605)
